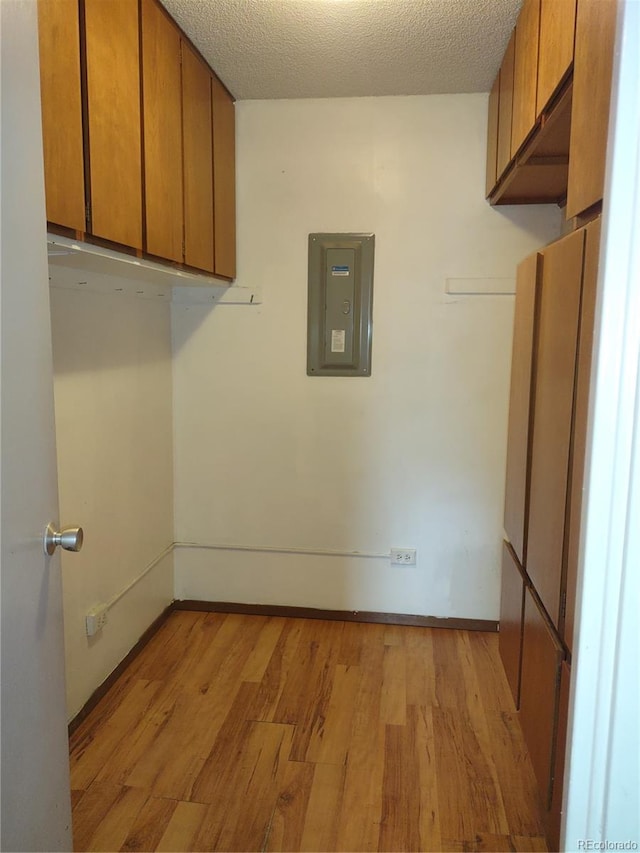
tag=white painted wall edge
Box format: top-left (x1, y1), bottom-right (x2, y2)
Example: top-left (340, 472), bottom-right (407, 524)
top-left (66, 549), bottom-right (174, 721)
top-left (563, 1), bottom-right (640, 848)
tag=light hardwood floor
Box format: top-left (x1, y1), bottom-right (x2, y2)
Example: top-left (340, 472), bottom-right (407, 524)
top-left (69, 611), bottom-right (548, 852)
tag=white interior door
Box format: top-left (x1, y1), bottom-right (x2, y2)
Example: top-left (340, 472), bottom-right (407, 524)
top-left (1, 1), bottom-right (73, 850)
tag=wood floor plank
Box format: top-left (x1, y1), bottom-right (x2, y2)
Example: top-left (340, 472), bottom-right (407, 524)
top-left (119, 795), bottom-right (177, 852)
top-left (335, 625), bottom-right (387, 851)
top-left (512, 835), bottom-right (549, 851)
top-left (192, 721), bottom-right (294, 851)
top-left (70, 679), bottom-right (163, 790)
top-left (404, 626), bottom-right (438, 707)
top-left (433, 707), bottom-right (510, 839)
top-left (263, 760), bottom-right (315, 852)
top-left (299, 763), bottom-right (347, 852)
top-left (240, 616), bottom-right (287, 682)
top-left (155, 801), bottom-right (208, 852)
top-left (485, 710), bottom-right (546, 836)
top-left (74, 782), bottom-right (148, 852)
top-left (304, 663), bottom-right (360, 765)
top-left (379, 643), bottom-right (407, 725)
top-left (244, 617), bottom-right (306, 722)
top-left (471, 632), bottom-right (516, 712)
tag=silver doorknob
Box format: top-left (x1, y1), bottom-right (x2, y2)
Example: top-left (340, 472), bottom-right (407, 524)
top-left (44, 523), bottom-right (84, 556)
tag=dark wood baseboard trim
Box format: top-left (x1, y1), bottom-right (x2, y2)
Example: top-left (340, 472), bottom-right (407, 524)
top-left (174, 600), bottom-right (498, 633)
top-left (67, 602), bottom-right (176, 737)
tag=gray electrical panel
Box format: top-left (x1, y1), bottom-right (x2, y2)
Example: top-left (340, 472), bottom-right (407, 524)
top-left (307, 233), bottom-right (374, 376)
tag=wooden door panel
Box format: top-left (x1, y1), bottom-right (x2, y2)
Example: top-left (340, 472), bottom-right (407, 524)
top-left (546, 660), bottom-right (571, 850)
top-left (212, 76), bottom-right (236, 279)
top-left (142, 0), bottom-right (183, 263)
top-left (85, 0), bottom-right (142, 249)
top-left (527, 229), bottom-right (584, 626)
top-left (498, 541), bottom-right (526, 709)
top-left (512, 0), bottom-right (541, 157)
top-left (497, 32), bottom-right (515, 180)
top-left (504, 251), bottom-right (541, 565)
top-left (563, 217), bottom-right (601, 651)
top-left (520, 588), bottom-right (565, 808)
top-left (182, 42), bottom-right (214, 273)
top-left (486, 71), bottom-right (500, 196)
top-left (537, 0), bottom-right (577, 116)
top-left (37, 0), bottom-right (85, 231)
top-left (566, 0), bottom-right (616, 218)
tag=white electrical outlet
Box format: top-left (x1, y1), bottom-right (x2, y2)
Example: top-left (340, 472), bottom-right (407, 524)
top-left (86, 604), bottom-right (108, 637)
top-left (390, 548), bottom-right (417, 566)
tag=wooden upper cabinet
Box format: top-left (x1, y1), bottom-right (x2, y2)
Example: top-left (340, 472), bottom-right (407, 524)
top-left (566, 0), bottom-right (617, 219)
top-left (527, 229), bottom-right (585, 627)
top-left (511, 0), bottom-right (541, 158)
top-left (212, 76), bottom-right (236, 279)
top-left (504, 251), bottom-right (541, 566)
top-left (497, 32), bottom-right (516, 181)
top-left (563, 217), bottom-right (601, 652)
top-left (486, 71), bottom-right (500, 197)
top-left (37, 0), bottom-right (85, 232)
top-left (182, 42), bottom-right (214, 273)
top-left (142, 0), bottom-right (183, 263)
top-left (520, 588), bottom-right (565, 809)
top-left (537, 0), bottom-right (577, 116)
top-left (85, 0), bottom-right (142, 249)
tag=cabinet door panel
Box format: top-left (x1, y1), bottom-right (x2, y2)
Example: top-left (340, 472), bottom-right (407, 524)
top-left (563, 218), bottom-right (601, 652)
top-left (547, 660), bottom-right (571, 850)
top-left (212, 76), bottom-right (236, 279)
top-left (499, 542), bottom-right (526, 709)
top-left (37, 0), bottom-right (85, 231)
top-left (537, 0), bottom-right (577, 116)
top-left (85, 0), bottom-right (142, 249)
top-left (486, 71), bottom-right (500, 197)
top-left (504, 252), bottom-right (540, 565)
top-left (497, 32), bottom-right (515, 180)
top-left (566, 0), bottom-right (616, 218)
top-left (527, 229), bottom-right (584, 626)
top-left (511, 0), bottom-right (541, 157)
top-left (142, 0), bottom-right (183, 263)
top-left (520, 588), bottom-right (564, 808)
top-left (182, 42), bottom-right (214, 273)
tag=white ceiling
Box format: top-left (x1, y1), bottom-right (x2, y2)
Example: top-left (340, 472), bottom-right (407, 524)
top-left (159, 0), bottom-right (523, 100)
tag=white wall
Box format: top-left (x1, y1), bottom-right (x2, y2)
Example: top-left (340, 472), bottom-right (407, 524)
top-left (50, 286), bottom-right (174, 719)
top-left (172, 94), bottom-right (562, 620)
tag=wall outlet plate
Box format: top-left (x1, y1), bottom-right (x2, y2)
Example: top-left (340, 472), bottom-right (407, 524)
top-left (391, 548), bottom-right (416, 566)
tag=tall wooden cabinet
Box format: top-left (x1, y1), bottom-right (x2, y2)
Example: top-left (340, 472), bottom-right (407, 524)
top-left (500, 218), bottom-right (602, 847)
top-left (37, 0), bottom-right (237, 280)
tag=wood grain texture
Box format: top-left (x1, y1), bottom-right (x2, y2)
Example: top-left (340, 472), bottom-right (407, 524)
top-left (504, 251), bottom-right (541, 564)
top-left (527, 228), bottom-right (585, 626)
top-left (563, 216), bottom-right (601, 652)
top-left (85, 0), bottom-right (142, 249)
top-left (546, 660), bottom-right (571, 851)
top-left (499, 542), bottom-right (526, 708)
top-left (519, 589), bottom-right (565, 810)
top-left (512, 0), bottom-right (541, 157)
top-left (497, 32), bottom-right (516, 179)
top-left (181, 41), bottom-right (214, 273)
top-left (211, 76), bottom-right (236, 278)
top-left (566, 0), bottom-right (617, 218)
top-left (142, 0), bottom-right (183, 262)
top-left (37, 0), bottom-right (85, 231)
top-left (486, 71), bottom-right (500, 196)
top-left (69, 611), bottom-right (548, 852)
top-left (536, 0), bottom-right (577, 116)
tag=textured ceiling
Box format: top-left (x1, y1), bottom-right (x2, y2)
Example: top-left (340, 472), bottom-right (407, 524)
top-left (159, 0), bottom-right (523, 100)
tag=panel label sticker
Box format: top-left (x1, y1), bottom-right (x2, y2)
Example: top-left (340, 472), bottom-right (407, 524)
top-left (331, 265), bottom-right (350, 276)
top-left (331, 329), bottom-right (346, 353)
